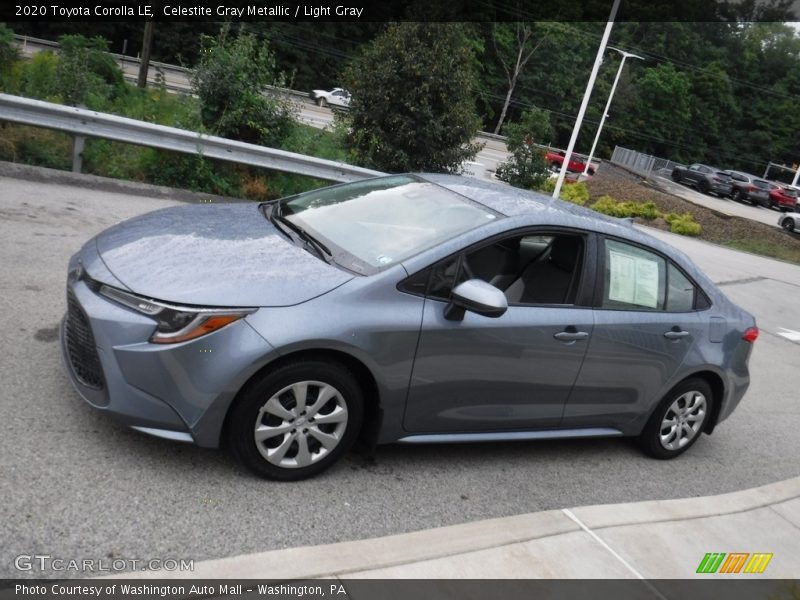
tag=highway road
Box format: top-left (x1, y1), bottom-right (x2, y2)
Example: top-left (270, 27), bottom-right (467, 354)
top-left (1, 175), bottom-right (798, 578)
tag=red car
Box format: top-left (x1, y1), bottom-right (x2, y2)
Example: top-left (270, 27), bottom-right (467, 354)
top-left (767, 183), bottom-right (799, 211)
top-left (545, 150), bottom-right (596, 176)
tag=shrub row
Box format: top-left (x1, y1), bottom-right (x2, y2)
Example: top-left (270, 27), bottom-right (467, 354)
top-left (538, 181), bottom-right (702, 236)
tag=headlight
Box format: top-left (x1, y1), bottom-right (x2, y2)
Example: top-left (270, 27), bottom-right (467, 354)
top-left (98, 285), bottom-right (255, 344)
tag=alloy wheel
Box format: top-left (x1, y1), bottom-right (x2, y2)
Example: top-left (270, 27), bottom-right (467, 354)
top-left (659, 391), bottom-right (707, 451)
top-left (254, 380), bottom-right (348, 469)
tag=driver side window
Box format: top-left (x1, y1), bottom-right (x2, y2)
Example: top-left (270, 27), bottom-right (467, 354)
top-left (427, 233), bottom-right (586, 306)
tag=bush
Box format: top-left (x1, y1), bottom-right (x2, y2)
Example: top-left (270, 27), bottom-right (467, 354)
top-left (665, 212), bottom-right (702, 236)
top-left (535, 178), bottom-right (590, 205)
top-left (344, 22), bottom-right (482, 172)
top-left (192, 28), bottom-right (295, 146)
top-left (8, 51), bottom-right (59, 100)
top-left (495, 142), bottom-right (549, 190)
top-left (559, 181), bottom-right (590, 205)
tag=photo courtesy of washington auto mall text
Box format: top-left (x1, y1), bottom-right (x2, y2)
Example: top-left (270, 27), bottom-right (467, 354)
top-left (11, 583), bottom-right (341, 599)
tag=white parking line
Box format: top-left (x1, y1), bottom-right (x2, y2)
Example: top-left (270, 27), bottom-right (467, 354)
top-left (562, 509), bottom-right (668, 598)
top-left (777, 328), bottom-right (800, 342)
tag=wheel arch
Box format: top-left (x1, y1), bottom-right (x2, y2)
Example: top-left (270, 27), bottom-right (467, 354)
top-left (684, 370), bottom-right (725, 434)
top-left (220, 348), bottom-right (383, 450)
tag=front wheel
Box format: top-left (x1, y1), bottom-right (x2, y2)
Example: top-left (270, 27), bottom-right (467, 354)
top-left (317, 97), bottom-right (327, 108)
top-left (638, 378), bottom-right (713, 459)
top-left (697, 180), bottom-right (709, 194)
top-left (228, 360), bottom-right (364, 480)
top-left (782, 217), bottom-right (796, 231)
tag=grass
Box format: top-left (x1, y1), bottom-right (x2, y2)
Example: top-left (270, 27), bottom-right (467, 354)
top-left (725, 239), bottom-right (800, 264)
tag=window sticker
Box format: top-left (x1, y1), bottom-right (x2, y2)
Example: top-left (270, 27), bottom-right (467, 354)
top-left (376, 255), bottom-right (393, 265)
top-left (608, 249), bottom-right (659, 308)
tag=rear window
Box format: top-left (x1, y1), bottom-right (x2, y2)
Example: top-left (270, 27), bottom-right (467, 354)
top-left (783, 188), bottom-right (799, 198)
top-left (753, 180), bottom-right (772, 189)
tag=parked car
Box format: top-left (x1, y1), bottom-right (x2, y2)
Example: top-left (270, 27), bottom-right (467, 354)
top-left (545, 150), bottom-right (596, 175)
top-left (670, 164), bottom-right (733, 196)
top-left (309, 87), bottom-right (350, 109)
top-left (724, 171), bottom-right (773, 207)
top-left (778, 210), bottom-right (800, 232)
top-left (767, 182), bottom-right (799, 212)
top-left (62, 174), bottom-right (757, 480)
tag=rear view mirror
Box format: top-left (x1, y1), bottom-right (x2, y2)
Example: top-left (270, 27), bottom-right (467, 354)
top-left (444, 279), bottom-right (508, 321)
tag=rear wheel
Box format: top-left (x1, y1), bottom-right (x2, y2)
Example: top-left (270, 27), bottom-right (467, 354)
top-left (731, 189), bottom-right (742, 202)
top-left (228, 360), bottom-right (364, 480)
top-left (697, 180), bottom-right (709, 194)
top-left (317, 97), bottom-right (327, 108)
top-left (783, 217), bottom-right (796, 232)
top-left (638, 378), bottom-right (713, 459)
top-left (671, 170), bottom-right (681, 182)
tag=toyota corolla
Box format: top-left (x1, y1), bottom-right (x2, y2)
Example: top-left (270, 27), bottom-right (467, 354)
top-left (61, 174), bottom-right (757, 480)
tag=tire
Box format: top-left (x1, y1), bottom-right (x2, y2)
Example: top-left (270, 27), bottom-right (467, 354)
top-left (731, 189), bottom-right (742, 202)
top-left (227, 360), bottom-right (364, 481)
top-left (697, 180), bottom-right (709, 194)
top-left (671, 170), bottom-right (681, 182)
top-left (783, 217), bottom-right (796, 232)
top-left (638, 378), bottom-right (713, 460)
top-left (550, 161), bottom-right (560, 171)
top-left (317, 97), bottom-right (327, 108)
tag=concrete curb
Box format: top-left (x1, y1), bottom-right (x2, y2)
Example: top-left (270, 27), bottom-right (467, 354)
top-left (105, 476), bottom-right (800, 580)
top-left (0, 160), bottom-right (240, 204)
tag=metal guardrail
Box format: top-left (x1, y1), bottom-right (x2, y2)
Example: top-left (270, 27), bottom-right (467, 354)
top-left (0, 93), bottom-right (385, 182)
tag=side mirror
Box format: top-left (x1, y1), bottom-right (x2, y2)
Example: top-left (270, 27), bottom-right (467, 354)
top-left (444, 279), bottom-right (508, 321)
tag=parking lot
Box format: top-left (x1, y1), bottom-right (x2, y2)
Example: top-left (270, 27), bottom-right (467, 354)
top-left (1, 175), bottom-right (799, 579)
top-left (651, 174), bottom-right (794, 228)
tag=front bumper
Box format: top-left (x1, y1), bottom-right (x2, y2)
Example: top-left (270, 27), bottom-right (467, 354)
top-left (60, 275), bottom-right (276, 448)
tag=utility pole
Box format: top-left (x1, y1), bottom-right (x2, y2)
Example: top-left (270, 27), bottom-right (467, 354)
top-left (583, 47), bottom-right (644, 175)
top-left (552, 0), bottom-right (620, 200)
top-left (137, 21), bottom-right (154, 88)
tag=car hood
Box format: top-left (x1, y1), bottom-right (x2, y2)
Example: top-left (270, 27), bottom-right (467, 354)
top-left (93, 203), bottom-right (353, 307)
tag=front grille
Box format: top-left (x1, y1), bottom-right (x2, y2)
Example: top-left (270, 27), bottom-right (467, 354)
top-left (65, 290), bottom-right (105, 390)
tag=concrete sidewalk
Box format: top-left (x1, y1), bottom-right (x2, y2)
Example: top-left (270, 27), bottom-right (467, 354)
top-left (117, 476), bottom-right (800, 580)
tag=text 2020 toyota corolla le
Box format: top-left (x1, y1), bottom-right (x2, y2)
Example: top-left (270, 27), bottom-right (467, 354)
top-left (61, 174), bottom-right (757, 480)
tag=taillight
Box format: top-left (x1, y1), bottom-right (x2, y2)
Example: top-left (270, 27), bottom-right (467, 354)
top-left (742, 327), bottom-right (759, 343)
top-left (747, 185), bottom-right (756, 192)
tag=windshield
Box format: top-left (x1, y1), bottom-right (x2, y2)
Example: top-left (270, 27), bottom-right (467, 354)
top-left (280, 176), bottom-right (500, 271)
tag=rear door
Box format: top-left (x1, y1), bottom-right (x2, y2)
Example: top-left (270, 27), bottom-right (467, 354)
top-left (563, 237), bottom-right (707, 429)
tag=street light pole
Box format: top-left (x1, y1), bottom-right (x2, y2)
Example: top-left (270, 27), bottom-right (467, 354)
top-left (582, 48), bottom-right (644, 175)
top-left (552, 0), bottom-right (621, 200)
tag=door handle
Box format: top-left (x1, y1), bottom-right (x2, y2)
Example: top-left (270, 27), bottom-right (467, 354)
top-left (554, 330), bottom-right (589, 342)
top-left (663, 330), bottom-right (690, 340)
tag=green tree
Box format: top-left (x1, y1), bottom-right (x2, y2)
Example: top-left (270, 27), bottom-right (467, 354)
top-left (0, 23), bottom-right (19, 81)
top-left (192, 27), bottom-right (295, 146)
top-left (54, 35), bottom-right (124, 106)
top-left (495, 106), bottom-right (552, 190)
top-left (343, 22), bottom-right (482, 173)
top-left (632, 64), bottom-right (692, 159)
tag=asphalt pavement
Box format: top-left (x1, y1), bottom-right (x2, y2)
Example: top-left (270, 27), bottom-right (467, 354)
top-left (1, 170), bottom-right (798, 579)
top-left (649, 174), bottom-right (791, 228)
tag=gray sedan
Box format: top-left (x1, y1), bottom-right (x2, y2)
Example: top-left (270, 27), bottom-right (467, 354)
top-left (61, 175), bottom-right (758, 480)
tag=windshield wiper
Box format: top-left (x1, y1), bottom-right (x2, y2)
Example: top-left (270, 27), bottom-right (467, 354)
top-left (261, 202), bottom-right (333, 263)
